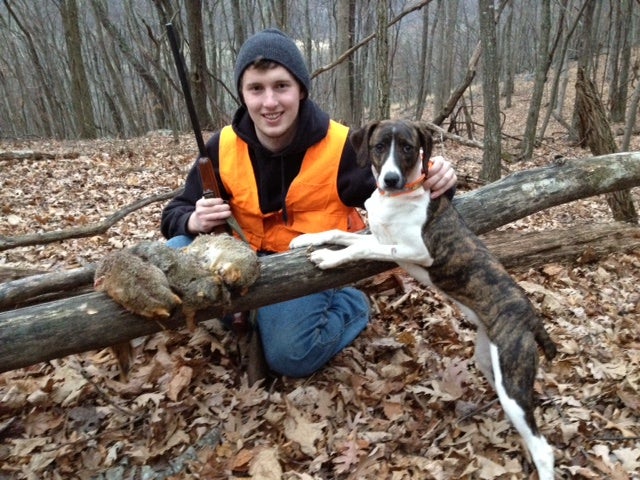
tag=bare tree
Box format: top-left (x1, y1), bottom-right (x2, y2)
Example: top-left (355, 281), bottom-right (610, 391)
top-left (90, 0), bottom-right (171, 129)
top-left (185, 0), bottom-right (214, 129)
top-left (520, 0), bottom-right (553, 160)
top-left (4, 0), bottom-right (58, 137)
top-left (414, 3), bottom-right (431, 120)
top-left (570, 0), bottom-right (596, 144)
top-left (60, 0), bottom-right (97, 139)
top-left (374, 0), bottom-right (390, 119)
top-left (335, 0), bottom-right (355, 125)
top-left (608, 0), bottom-right (633, 123)
top-left (538, 0), bottom-right (586, 141)
top-left (433, 0), bottom-right (458, 116)
top-left (478, 0), bottom-right (501, 182)
top-left (500, 2), bottom-right (514, 108)
top-left (575, 67), bottom-right (638, 223)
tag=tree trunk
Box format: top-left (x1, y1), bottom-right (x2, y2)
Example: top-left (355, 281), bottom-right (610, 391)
top-left (501, 3), bottom-right (514, 108)
top-left (185, 0), bottom-right (214, 130)
top-left (575, 67), bottom-right (638, 223)
top-left (520, 0), bottom-right (552, 160)
top-left (538, 0), bottom-right (585, 141)
top-left (622, 75), bottom-right (640, 151)
top-left (414, 4), bottom-right (430, 120)
top-left (434, 0), bottom-right (458, 116)
top-left (478, 0), bottom-right (501, 182)
top-left (335, 0), bottom-right (354, 124)
top-left (608, 0), bottom-right (633, 123)
top-left (570, 0), bottom-right (596, 144)
top-left (374, 0), bottom-right (390, 119)
top-left (2, 153), bottom-right (640, 372)
top-left (60, 0), bottom-right (97, 139)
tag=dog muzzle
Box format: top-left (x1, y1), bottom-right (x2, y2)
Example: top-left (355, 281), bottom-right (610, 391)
top-left (377, 173), bottom-right (426, 196)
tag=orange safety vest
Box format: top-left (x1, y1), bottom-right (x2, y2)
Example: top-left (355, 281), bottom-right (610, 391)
top-left (219, 121), bottom-right (365, 252)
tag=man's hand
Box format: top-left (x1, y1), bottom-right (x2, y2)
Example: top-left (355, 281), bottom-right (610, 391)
top-left (425, 155), bottom-right (457, 199)
top-left (188, 197), bottom-right (231, 234)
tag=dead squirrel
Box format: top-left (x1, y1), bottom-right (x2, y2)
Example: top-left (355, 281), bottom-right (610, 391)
top-left (94, 234), bottom-right (260, 378)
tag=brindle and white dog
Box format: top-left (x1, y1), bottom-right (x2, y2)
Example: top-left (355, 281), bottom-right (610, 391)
top-left (290, 120), bottom-right (557, 479)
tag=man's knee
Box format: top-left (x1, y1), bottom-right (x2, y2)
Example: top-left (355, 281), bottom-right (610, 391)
top-left (261, 333), bottom-right (338, 378)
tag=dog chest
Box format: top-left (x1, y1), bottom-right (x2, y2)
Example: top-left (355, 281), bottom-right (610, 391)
top-left (365, 191), bottom-right (432, 263)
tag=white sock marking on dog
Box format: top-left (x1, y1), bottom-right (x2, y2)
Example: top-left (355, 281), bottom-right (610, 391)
top-left (490, 344), bottom-right (554, 480)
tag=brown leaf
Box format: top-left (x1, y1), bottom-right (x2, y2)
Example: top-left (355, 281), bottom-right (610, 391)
top-left (167, 365), bottom-right (193, 401)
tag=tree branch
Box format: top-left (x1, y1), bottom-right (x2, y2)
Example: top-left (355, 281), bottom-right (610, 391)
top-left (0, 188), bottom-right (181, 251)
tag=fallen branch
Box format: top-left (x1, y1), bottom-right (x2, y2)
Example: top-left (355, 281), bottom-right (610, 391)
top-left (0, 266), bottom-right (95, 310)
top-left (455, 152), bottom-right (640, 234)
top-left (0, 188), bottom-right (181, 251)
top-left (0, 154), bottom-right (639, 372)
top-left (425, 121), bottom-right (484, 149)
top-left (0, 150), bottom-right (80, 161)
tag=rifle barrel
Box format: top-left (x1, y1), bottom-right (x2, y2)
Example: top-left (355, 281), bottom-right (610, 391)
top-left (166, 23), bottom-right (206, 157)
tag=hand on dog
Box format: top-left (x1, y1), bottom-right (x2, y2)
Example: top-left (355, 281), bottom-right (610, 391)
top-left (425, 155), bottom-right (457, 199)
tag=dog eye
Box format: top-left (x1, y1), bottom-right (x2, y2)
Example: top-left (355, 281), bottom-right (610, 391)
top-left (402, 145), bottom-right (414, 154)
top-left (373, 143), bottom-right (385, 153)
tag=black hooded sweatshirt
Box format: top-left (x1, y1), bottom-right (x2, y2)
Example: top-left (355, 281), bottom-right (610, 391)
top-left (160, 99), bottom-right (376, 240)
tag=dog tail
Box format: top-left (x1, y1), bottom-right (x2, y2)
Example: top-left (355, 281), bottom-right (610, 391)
top-left (535, 326), bottom-right (557, 361)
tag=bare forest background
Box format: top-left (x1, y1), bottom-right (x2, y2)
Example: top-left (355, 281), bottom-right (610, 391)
top-left (2, 0), bottom-right (640, 167)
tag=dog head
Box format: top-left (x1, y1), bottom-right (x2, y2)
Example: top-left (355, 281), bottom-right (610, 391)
top-left (350, 120), bottom-right (433, 192)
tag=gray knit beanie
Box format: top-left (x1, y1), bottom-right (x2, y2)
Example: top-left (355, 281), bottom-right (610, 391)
top-left (234, 28), bottom-right (311, 99)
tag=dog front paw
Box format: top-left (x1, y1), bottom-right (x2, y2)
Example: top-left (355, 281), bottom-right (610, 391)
top-left (290, 233), bottom-right (325, 249)
top-left (308, 248), bottom-right (348, 269)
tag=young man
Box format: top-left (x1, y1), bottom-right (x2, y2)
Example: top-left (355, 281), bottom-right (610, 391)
top-left (161, 29), bottom-right (457, 377)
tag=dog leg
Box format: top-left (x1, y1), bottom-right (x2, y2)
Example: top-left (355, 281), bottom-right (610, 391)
top-left (490, 344), bottom-right (554, 480)
top-left (290, 230), bottom-right (367, 249)
top-left (446, 302), bottom-right (496, 388)
top-left (474, 326), bottom-right (495, 389)
top-left (307, 238), bottom-right (433, 269)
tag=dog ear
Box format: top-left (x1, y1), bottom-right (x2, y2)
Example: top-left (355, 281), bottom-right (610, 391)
top-left (416, 122), bottom-right (434, 173)
top-left (349, 121), bottom-right (379, 167)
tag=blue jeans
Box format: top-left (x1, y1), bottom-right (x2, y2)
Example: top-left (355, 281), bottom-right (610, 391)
top-left (166, 235), bottom-right (370, 377)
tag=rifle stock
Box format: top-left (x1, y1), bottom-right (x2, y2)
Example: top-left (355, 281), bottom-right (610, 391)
top-left (198, 157), bottom-right (222, 199)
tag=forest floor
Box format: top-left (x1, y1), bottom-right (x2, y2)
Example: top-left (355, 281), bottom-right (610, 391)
top-left (1, 87), bottom-right (640, 479)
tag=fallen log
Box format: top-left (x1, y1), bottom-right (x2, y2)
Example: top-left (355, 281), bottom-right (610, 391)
top-left (0, 248), bottom-right (394, 373)
top-left (0, 154), bottom-right (639, 372)
top-left (0, 150), bottom-right (80, 161)
top-left (2, 220), bottom-right (639, 312)
top-left (0, 266), bottom-right (95, 310)
top-left (481, 221), bottom-right (640, 270)
top-left (455, 151), bottom-right (640, 234)
top-left (2, 221), bottom-right (638, 374)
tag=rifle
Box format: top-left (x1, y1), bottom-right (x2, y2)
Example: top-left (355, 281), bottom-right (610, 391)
top-left (165, 23), bottom-right (248, 242)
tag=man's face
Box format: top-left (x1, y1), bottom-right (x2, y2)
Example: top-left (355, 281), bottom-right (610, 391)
top-left (241, 64), bottom-right (305, 152)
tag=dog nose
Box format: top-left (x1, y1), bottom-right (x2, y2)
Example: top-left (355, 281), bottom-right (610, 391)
top-left (383, 172), bottom-right (402, 189)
